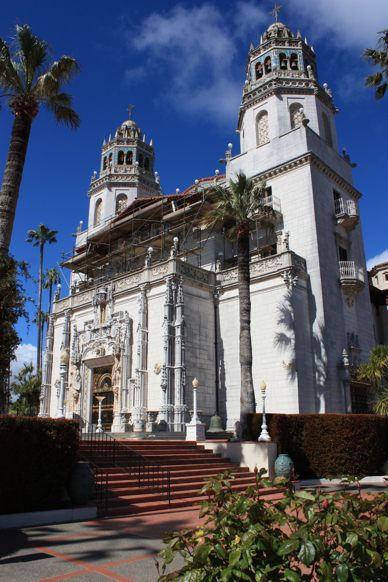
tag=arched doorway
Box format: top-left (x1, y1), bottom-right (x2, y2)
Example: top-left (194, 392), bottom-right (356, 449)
top-left (92, 366), bottom-right (114, 430)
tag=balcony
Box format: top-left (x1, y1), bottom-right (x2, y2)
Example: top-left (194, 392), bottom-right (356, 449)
top-left (338, 261), bottom-right (365, 306)
top-left (334, 198), bottom-right (359, 231)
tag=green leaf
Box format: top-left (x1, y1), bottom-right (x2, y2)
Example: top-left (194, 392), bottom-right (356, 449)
top-left (220, 566), bottom-right (233, 581)
top-left (229, 549), bottom-right (241, 567)
top-left (232, 570), bottom-right (252, 580)
top-left (199, 503), bottom-right (209, 518)
top-left (278, 539), bottom-right (299, 556)
top-left (215, 543), bottom-right (227, 560)
top-left (283, 568), bottom-right (301, 582)
top-left (377, 516), bottom-right (388, 531)
top-left (213, 481), bottom-right (222, 494)
top-left (344, 533), bottom-right (358, 548)
top-left (335, 564), bottom-right (349, 582)
top-left (349, 568), bottom-right (362, 582)
top-left (320, 560), bottom-right (334, 581)
top-left (366, 549), bottom-right (382, 568)
top-left (182, 571), bottom-right (202, 582)
top-left (294, 491), bottom-right (315, 502)
top-left (297, 541), bottom-right (315, 566)
top-left (313, 538), bottom-right (325, 556)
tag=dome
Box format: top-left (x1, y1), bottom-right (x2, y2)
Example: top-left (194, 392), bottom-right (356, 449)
top-left (268, 22), bottom-right (285, 29)
top-left (121, 119), bottom-right (138, 130)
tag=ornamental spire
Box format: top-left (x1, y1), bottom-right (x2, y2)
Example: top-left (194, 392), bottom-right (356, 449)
top-left (127, 104), bottom-right (134, 119)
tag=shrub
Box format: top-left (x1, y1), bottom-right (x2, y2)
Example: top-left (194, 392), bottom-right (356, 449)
top-left (0, 416), bottom-right (79, 514)
top-left (157, 470), bottom-right (388, 581)
top-left (246, 414), bottom-right (388, 479)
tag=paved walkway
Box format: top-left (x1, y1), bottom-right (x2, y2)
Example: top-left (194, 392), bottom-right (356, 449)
top-left (0, 507), bottom-right (207, 582)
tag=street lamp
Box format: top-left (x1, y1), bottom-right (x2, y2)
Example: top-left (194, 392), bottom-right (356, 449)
top-left (96, 396), bottom-right (105, 433)
top-left (258, 381), bottom-right (271, 442)
top-left (186, 377), bottom-right (205, 441)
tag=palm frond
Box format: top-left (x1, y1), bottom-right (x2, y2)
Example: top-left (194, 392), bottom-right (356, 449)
top-left (42, 94), bottom-right (81, 129)
top-left (14, 25), bottom-right (51, 92)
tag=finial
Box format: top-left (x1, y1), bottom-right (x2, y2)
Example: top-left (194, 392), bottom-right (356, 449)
top-left (269, 3), bottom-right (283, 23)
top-left (250, 42), bottom-right (254, 51)
top-left (127, 104), bottom-right (134, 119)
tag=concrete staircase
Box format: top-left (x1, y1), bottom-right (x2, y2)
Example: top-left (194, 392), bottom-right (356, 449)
top-left (79, 440), bottom-right (281, 517)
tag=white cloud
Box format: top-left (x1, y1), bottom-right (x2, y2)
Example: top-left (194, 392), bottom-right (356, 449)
top-left (124, 3), bottom-right (267, 125)
top-left (367, 249), bottom-right (388, 271)
top-left (11, 343), bottom-right (37, 382)
top-left (291, 0), bottom-right (388, 49)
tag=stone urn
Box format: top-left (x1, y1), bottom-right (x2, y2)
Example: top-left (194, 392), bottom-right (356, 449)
top-left (274, 454), bottom-right (294, 479)
top-left (67, 461), bottom-right (95, 505)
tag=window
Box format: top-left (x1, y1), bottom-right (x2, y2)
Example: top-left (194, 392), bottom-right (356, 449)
top-left (126, 151), bottom-right (132, 165)
top-left (322, 112), bottom-right (333, 147)
top-left (338, 246), bottom-right (348, 262)
top-left (255, 61), bottom-right (263, 80)
top-left (385, 273), bottom-right (388, 281)
top-left (264, 57), bottom-right (272, 75)
top-left (103, 156), bottom-right (108, 170)
top-left (144, 157), bottom-right (150, 171)
top-left (333, 190), bottom-right (340, 201)
top-left (108, 153), bottom-right (113, 165)
top-left (290, 53), bottom-right (299, 70)
top-left (279, 53), bottom-right (287, 70)
top-left (264, 186), bottom-right (272, 202)
top-left (138, 153), bottom-right (144, 168)
top-left (94, 199), bottom-right (102, 226)
top-left (257, 110), bottom-right (269, 146)
top-left (117, 151), bottom-right (124, 165)
top-left (116, 193), bottom-right (128, 214)
top-left (289, 103), bottom-right (302, 129)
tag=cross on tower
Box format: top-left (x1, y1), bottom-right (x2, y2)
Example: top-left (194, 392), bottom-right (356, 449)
top-left (269, 3), bottom-right (283, 23)
top-left (127, 104), bottom-right (134, 119)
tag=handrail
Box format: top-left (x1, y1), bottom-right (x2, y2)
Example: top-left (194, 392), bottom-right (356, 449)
top-left (78, 452), bottom-right (109, 517)
top-left (73, 414), bottom-right (170, 507)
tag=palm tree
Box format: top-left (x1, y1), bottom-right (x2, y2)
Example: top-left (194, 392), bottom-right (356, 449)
top-left (363, 29), bottom-right (388, 100)
top-left (203, 171), bottom-right (275, 432)
top-left (32, 309), bottom-right (48, 371)
top-left (358, 344), bottom-right (388, 414)
top-left (0, 24), bottom-right (80, 256)
top-left (26, 225), bottom-right (58, 372)
top-left (43, 267), bottom-right (61, 314)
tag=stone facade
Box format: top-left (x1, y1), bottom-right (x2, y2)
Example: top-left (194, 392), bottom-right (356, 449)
top-left (41, 19), bottom-right (375, 431)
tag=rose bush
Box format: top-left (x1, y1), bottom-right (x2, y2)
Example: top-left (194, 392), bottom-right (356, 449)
top-left (156, 469), bottom-right (388, 581)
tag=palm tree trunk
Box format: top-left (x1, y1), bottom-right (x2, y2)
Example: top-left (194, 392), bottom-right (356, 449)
top-left (37, 241), bottom-right (44, 372)
top-left (48, 282), bottom-right (52, 314)
top-left (0, 113), bottom-right (32, 256)
top-left (238, 230), bottom-right (255, 432)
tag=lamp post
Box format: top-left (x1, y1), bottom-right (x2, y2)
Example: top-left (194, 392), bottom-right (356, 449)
top-left (57, 349), bottom-right (69, 418)
top-left (186, 377), bottom-right (205, 441)
top-left (258, 381), bottom-right (271, 442)
top-left (96, 396), bottom-right (105, 433)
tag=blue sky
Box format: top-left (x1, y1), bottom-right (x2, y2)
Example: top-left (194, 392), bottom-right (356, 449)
top-left (1, 0), bottom-right (388, 374)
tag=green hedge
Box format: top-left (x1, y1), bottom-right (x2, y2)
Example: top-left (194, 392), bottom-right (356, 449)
top-left (0, 416), bottom-right (79, 514)
top-left (247, 413), bottom-right (388, 479)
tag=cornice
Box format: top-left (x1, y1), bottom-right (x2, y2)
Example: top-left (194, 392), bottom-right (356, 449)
top-left (88, 173), bottom-right (159, 197)
top-left (248, 37), bottom-right (315, 61)
top-left (102, 139), bottom-right (153, 154)
top-left (248, 151), bottom-right (362, 201)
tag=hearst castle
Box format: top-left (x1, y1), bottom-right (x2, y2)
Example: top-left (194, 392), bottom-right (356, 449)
top-left (39, 18), bottom-right (375, 433)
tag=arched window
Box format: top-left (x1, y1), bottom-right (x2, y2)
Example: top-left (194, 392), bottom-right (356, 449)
top-left (103, 156), bottom-right (107, 170)
top-left (94, 198), bottom-right (102, 226)
top-left (117, 150), bottom-right (124, 165)
top-left (138, 153), bottom-right (144, 168)
top-left (289, 103), bottom-right (303, 129)
top-left (322, 112), bottom-right (333, 147)
top-left (144, 157), bottom-right (150, 171)
top-left (116, 193), bottom-right (128, 214)
top-left (257, 110), bottom-right (269, 146)
top-left (108, 153), bottom-right (113, 165)
top-left (255, 61), bottom-right (263, 80)
top-left (126, 151), bottom-right (132, 165)
top-left (290, 53), bottom-right (299, 70)
top-left (279, 52), bottom-right (287, 70)
top-left (264, 57), bottom-right (272, 75)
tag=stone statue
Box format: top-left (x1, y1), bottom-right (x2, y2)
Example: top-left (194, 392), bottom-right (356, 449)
top-left (230, 420), bottom-right (243, 441)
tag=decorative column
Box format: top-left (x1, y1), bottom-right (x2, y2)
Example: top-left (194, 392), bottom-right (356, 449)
top-left (122, 312), bottom-right (132, 416)
top-left (186, 378), bottom-right (205, 441)
top-left (57, 349), bottom-right (69, 418)
top-left (337, 348), bottom-right (352, 413)
top-left (174, 277), bottom-right (187, 431)
top-left (39, 315), bottom-right (54, 417)
top-left (133, 285), bottom-right (148, 432)
top-left (258, 381), bottom-right (271, 442)
top-left (159, 277), bottom-right (174, 430)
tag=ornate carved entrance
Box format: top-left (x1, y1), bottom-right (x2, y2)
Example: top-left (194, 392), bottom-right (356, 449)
top-left (92, 366), bottom-right (114, 430)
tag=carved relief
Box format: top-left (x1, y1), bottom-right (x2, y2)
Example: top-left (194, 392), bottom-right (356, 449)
top-left (180, 263), bottom-right (209, 284)
top-left (281, 270), bottom-right (298, 288)
top-left (151, 264), bottom-right (169, 278)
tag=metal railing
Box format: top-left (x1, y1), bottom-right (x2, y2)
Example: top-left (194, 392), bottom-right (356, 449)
top-left (339, 261), bottom-right (365, 282)
top-left (264, 195), bottom-right (281, 213)
top-left (78, 453), bottom-right (109, 517)
top-left (74, 414), bottom-right (170, 507)
top-left (334, 198), bottom-right (359, 217)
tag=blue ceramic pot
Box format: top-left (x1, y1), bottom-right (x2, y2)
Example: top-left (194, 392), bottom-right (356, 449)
top-left (67, 462), bottom-right (95, 505)
top-left (274, 454), bottom-right (294, 479)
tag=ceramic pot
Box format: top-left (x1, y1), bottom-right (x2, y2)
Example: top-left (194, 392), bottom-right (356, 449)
top-left (274, 454), bottom-right (294, 479)
top-left (67, 461), bottom-right (95, 505)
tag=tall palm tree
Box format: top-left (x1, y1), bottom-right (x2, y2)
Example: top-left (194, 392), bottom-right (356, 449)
top-left (363, 29), bottom-right (388, 100)
top-left (43, 267), bottom-right (61, 314)
top-left (203, 171), bottom-right (275, 432)
top-left (0, 24), bottom-right (80, 256)
top-left (358, 344), bottom-right (388, 414)
top-left (26, 225), bottom-right (58, 372)
top-left (32, 309), bottom-right (48, 371)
